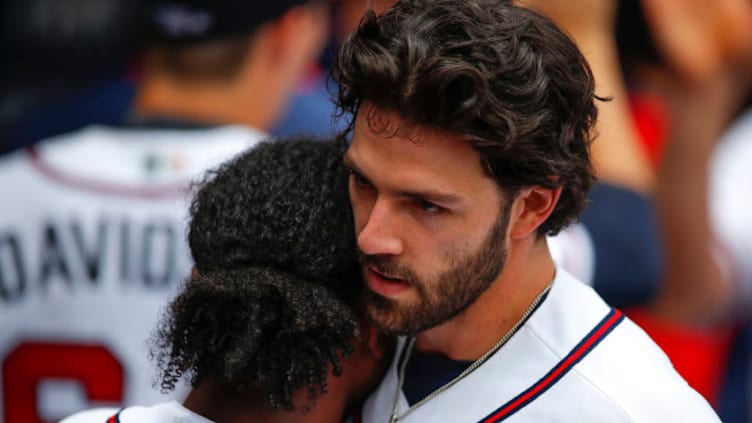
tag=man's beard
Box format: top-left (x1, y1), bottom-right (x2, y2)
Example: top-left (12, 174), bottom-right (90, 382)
top-left (358, 206), bottom-right (510, 335)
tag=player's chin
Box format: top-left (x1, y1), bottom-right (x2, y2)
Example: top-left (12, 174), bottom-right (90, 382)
top-left (362, 295), bottom-right (425, 336)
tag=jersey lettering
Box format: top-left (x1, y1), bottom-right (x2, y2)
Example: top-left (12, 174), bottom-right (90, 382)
top-left (141, 222), bottom-right (177, 288)
top-left (71, 220), bottom-right (108, 283)
top-left (39, 222), bottom-right (73, 292)
top-left (0, 215), bottom-right (188, 306)
top-left (0, 233), bottom-right (26, 303)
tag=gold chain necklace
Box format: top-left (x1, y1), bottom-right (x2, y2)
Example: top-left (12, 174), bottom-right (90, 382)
top-left (388, 280), bottom-right (554, 423)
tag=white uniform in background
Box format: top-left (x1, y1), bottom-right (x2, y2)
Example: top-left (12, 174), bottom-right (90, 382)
top-left (354, 269), bottom-right (721, 423)
top-left (547, 223), bottom-right (595, 286)
top-left (710, 107), bottom-right (752, 315)
top-left (0, 125), bottom-right (264, 422)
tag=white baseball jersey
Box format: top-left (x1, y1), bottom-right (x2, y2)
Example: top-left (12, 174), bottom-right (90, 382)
top-left (59, 401), bottom-right (211, 423)
top-left (0, 125), bottom-right (264, 423)
top-left (710, 107), bottom-right (752, 315)
top-left (353, 269), bottom-right (721, 423)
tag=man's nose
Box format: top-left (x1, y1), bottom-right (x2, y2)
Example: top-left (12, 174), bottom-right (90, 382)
top-left (357, 199), bottom-right (404, 257)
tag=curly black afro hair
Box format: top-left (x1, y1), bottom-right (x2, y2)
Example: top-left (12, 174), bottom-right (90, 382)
top-left (151, 137), bottom-right (362, 411)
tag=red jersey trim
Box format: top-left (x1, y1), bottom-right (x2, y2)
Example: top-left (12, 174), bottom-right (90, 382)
top-left (106, 409), bottom-right (123, 423)
top-left (352, 404), bottom-right (363, 423)
top-left (26, 146), bottom-right (187, 199)
top-left (479, 308), bottom-right (625, 422)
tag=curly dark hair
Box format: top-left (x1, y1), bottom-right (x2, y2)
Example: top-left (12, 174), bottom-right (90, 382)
top-left (334, 0), bottom-right (600, 235)
top-left (151, 137), bottom-right (362, 411)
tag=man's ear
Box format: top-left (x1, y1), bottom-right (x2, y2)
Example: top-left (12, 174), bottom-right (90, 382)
top-left (509, 186), bottom-right (562, 240)
top-left (191, 266), bottom-right (199, 279)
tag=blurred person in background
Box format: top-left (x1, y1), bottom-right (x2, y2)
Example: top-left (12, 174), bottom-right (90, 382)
top-left (630, 0), bottom-right (752, 420)
top-left (61, 138), bottom-right (393, 423)
top-left (607, 0), bottom-right (752, 325)
top-left (0, 1), bottom-right (330, 422)
top-left (615, 0), bottom-right (752, 420)
top-left (1, 0), bottom-right (338, 155)
top-left (0, 0), bottom-right (145, 155)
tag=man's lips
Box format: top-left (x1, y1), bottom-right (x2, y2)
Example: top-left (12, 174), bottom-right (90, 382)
top-left (366, 267), bottom-right (410, 298)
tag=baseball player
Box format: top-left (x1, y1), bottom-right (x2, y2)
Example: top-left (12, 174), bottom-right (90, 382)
top-left (0, 124), bottom-right (260, 422)
top-left (59, 138), bottom-right (392, 423)
top-left (334, 1), bottom-right (721, 421)
top-left (0, 1), bottom-right (328, 421)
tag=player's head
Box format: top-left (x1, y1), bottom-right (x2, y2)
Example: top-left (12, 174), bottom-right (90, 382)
top-left (335, 0), bottom-right (598, 335)
top-left (140, 0), bottom-right (330, 129)
top-left (152, 138), bottom-right (388, 412)
top-left (335, 0), bottom-right (597, 236)
top-left (144, 0), bottom-right (328, 76)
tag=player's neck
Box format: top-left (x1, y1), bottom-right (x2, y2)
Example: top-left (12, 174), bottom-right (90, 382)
top-left (413, 239), bottom-right (556, 361)
top-left (133, 73), bottom-right (271, 132)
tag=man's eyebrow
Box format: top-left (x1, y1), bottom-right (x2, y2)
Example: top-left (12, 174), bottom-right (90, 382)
top-left (344, 153), bottom-right (464, 205)
top-left (398, 188), bottom-right (464, 205)
top-left (342, 153), bottom-right (368, 179)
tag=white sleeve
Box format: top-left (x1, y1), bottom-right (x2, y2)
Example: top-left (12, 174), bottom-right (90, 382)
top-left (58, 407), bottom-right (119, 423)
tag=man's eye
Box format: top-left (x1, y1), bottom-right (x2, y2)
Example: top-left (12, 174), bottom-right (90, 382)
top-left (349, 170), bottom-right (372, 188)
top-left (418, 200), bottom-right (443, 214)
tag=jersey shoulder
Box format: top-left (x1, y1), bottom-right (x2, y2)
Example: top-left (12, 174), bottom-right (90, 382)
top-left (59, 407), bottom-right (120, 423)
